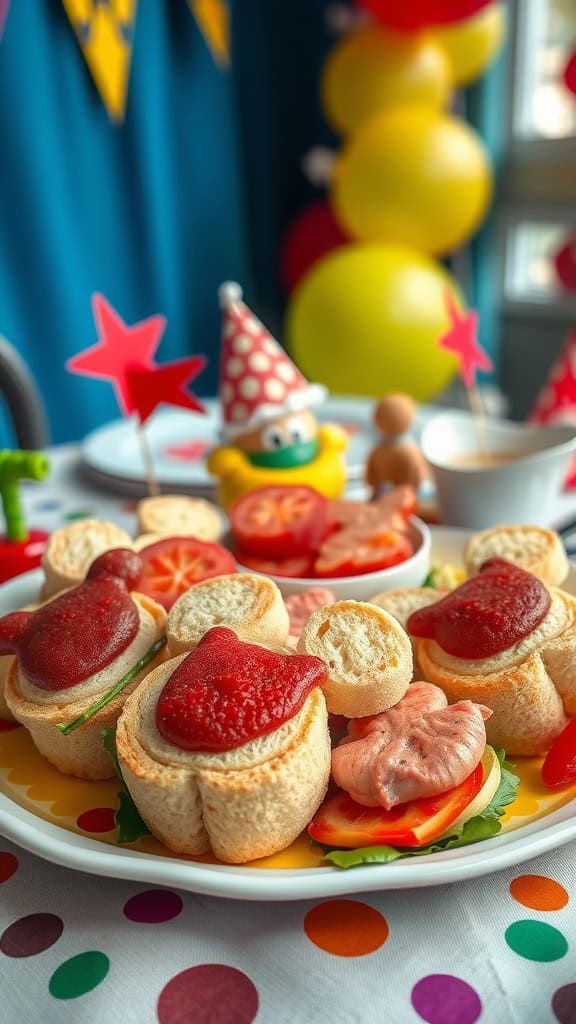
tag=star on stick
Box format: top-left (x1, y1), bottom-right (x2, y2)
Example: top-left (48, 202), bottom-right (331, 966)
top-left (125, 357), bottom-right (207, 424)
top-left (66, 294), bottom-right (165, 414)
top-left (438, 291), bottom-right (493, 389)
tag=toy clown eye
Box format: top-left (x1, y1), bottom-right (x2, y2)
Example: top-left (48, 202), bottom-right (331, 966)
top-left (261, 424), bottom-right (286, 450)
top-left (286, 416), bottom-right (312, 444)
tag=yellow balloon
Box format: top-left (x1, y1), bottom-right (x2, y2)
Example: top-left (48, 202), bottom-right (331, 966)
top-left (321, 24), bottom-right (452, 136)
top-left (331, 107), bottom-right (492, 255)
top-left (285, 242), bottom-right (461, 403)
top-left (433, 3), bottom-right (507, 86)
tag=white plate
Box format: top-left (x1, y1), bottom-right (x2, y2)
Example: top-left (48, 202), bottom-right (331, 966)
top-left (80, 397), bottom-right (382, 493)
top-left (1, 530), bottom-right (575, 902)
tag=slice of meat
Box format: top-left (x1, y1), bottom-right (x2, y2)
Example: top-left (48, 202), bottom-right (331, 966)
top-left (332, 681), bottom-right (492, 809)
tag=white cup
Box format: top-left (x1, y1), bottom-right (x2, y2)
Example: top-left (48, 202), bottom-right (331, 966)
top-left (420, 411), bottom-right (576, 529)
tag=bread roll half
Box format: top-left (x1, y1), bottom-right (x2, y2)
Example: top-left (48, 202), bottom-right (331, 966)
top-left (464, 525), bottom-right (569, 587)
top-left (137, 495), bottom-right (223, 542)
top-left (297, 600), bottom-right (412, 717)
top-left (41, 520), bottom-right (133, 598)
top-left (116, 655), bottom-right (331, 862)
top-left (5, 594), bottom-right (167, 779)
top-left (167, 573), bottom-right (289, 655)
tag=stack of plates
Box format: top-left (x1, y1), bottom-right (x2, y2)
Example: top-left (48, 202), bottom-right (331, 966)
top-left (80, 397), bottom-right (382, 499)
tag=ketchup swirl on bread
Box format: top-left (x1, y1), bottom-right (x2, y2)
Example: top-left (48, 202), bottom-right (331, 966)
top-left (155, 626), bottom-right (327, 751)
top-left (407, 558), bottom-right (551, 660)
top-left (0, 549), bottom-right (143, 691)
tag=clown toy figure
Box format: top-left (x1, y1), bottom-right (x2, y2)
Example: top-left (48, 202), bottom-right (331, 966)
top-left (207, 282), bottom-right (348, 510)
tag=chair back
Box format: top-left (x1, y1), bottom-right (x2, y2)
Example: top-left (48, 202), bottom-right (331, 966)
top-left (0, 337), bottom-right (49, 449)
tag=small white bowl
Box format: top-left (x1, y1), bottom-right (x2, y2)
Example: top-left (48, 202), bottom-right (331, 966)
top-left (236, 516), bottom-right (431, 601)
top-left (421, 411), bottom-right (576, 529)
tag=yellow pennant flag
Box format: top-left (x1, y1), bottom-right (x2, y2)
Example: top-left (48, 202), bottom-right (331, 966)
top-left (62, 0), bottom-right (138, 122)
top-left (189, 0), bottom-right (229, 67)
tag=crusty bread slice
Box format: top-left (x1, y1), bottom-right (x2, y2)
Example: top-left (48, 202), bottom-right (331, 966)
top-left (368, 587), bottom-right (449, 630)
top-left (116, 655), bottom-right (331, 862)
top-left (166, 573), bottom-right (289, 656)
top-left (296, 600), bottom-right (412, 717)
top-left (463, 525), bottom-right (569, 586)
top-left (0, 655), bottom-right (14, 720)
top-left (41, 520), bottom-right (133, 598)
top-left (137, 495), bottom-right (223, 542)
top-left (4, 594), bottom-right (167, 779)
top-left (413, 586), bottom-right (576, 755)
top-left (368, 587), bottom-right (449, 679)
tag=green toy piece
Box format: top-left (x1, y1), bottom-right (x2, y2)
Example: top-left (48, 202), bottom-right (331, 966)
top-left (0, 449), bottom-right (50, 541)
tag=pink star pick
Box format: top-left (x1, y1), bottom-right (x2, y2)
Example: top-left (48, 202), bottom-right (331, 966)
top-left (66, 294), bottom-right (207, 423)
top-left (66, 294), bottom-right (165, 414)
top-left (438, 292), bottom-right (493, 389)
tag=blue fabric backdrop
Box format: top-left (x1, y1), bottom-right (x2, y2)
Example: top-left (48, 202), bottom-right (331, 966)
top-left (0, 0), bottom-right (251, 445)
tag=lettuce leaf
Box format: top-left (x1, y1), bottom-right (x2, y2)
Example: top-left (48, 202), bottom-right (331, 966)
top-left (102, 727), bottom-right (151, 844)
top-left (322, 749), bottom-right (520, 870)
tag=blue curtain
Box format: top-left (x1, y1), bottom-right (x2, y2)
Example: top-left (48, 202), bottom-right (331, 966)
top-left (0, 0), bottom-right (250, 446)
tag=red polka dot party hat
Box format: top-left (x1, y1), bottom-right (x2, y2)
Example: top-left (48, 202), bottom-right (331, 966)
top-left (218, 282), bottom-right (326, 439)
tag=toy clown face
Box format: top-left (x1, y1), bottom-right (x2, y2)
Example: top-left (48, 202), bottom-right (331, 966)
top-left (234, 410), bottom-right (320, 469)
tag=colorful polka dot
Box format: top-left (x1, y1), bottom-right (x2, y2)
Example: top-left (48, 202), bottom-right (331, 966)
top-left (552, 983), bottom-right (576, 1023)
top-left (0, 851), bottom-right (18, 883)
top-left (505, 920), bottom-right (568, 962)
top-left (264, 378), bottom-right (285, 401)
top-left (0, 913), bottom-right (63, 957)
top-left (277, 361), bottom-right (295, 382)
top-left (76, 807), bottom-right (116, 833)
top-left (248, 352), bottom-right (270, 373)
top-left (49, 951), bottom-right (109, 1000)
top-left (411, 975), bottom-right (482, 1024)
top-left (123, 889), bottom-right (183, 924)
top-left (239, 377), bottom-right (259, 399)
top-left (227, 356), bottom-right (244, 378)
top-left (510, 874), bottom-right (569, 911)
top-left (303, 899), bottom-right (389, 957)
top-left (157, 965), bottom-right (258, 1024)
top-left (232, 335), bottom-right (251, 354)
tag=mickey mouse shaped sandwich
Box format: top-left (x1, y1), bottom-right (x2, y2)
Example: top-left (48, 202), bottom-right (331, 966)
top-left (115, 626), bottom-right (331, 863)
top-left (407, 558), bottom-right (576, 755)
top-left (0, 549), bottom-right (167, 779)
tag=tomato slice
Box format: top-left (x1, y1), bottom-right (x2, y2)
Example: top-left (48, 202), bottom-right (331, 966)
top-left (235, 549), bottom-right (315, 579)
top-left (230, 486), bottom-right (329, 558)
top-left (314, 526), bottom-right (413, 578)
top-left (308, 761), bottom-right (484, 849)
top-left (541, 719), bottom-right (576, 788)
top-left (137, 537), bottom-right (237, 610)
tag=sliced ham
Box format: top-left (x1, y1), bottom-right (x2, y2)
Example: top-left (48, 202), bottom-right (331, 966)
top-left (332, 680), bottom-right (492, 810)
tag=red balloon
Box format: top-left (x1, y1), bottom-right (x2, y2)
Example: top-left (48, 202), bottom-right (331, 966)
top-left (355, 0), bottom-right (493, 32)
top-left (563, 50), bottom-right (576, 96)
top-left (280, 200), bottom-right (350, 293)
top-left (554, 237), bottom-right (576, 292)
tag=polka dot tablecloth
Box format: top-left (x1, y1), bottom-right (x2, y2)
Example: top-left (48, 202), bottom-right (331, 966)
top-left (2, 837), bottom-right (576, 1024)
top-left (2, 445), bottom-right (576, 1023)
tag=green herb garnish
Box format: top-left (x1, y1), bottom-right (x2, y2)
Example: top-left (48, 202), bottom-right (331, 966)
top-left (321, 750), bottom-right (520, 870)
top-left (55, 635), bottom-right (166, 735)
top-left (102, 727), bottom-right (151, 843)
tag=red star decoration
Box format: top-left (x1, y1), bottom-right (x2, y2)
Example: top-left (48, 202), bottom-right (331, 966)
top-left (66, 294), bottom-right (165, 414)
top-left (66, 294), bottom-right (207, 423)
top-left (125, 358), bottom-right (207, 424)
top-left (438, 292), bottom-right (493, 389)
top-left (529, 329), bottom-right (576, 425)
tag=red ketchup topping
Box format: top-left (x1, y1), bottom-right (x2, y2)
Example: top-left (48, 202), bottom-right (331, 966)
top-left (0, 548), bottom-right (142, 691)
top-left (155, 626), bottom-right (327, 752)
top-left (406, 557), bottom-right (551, 660)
